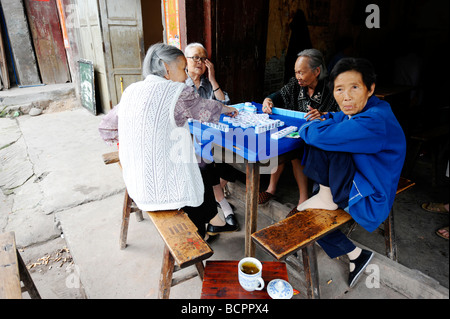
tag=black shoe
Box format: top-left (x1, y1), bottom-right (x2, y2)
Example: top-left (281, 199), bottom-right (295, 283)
top-left (225, 214), bottom-right (239, 228)
top-left (348, 249), bottom-right (374, 288)
top-left (206, 220), bottom-right (239, 235)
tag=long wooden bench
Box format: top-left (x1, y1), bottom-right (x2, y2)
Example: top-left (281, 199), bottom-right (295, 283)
top-left (102, 151), bottom-right (213, 298)
top-left (252, 177), bottom-right (415, 299)
top-left (102, 151), bottom-right (143, 249)
top-left (0, 232), bottom-right (41, 299)
top-left (148, 210), bottom-right (213, 299)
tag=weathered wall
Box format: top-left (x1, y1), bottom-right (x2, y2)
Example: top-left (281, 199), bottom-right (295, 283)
top-left (264, 0), bottom-right (353, 96)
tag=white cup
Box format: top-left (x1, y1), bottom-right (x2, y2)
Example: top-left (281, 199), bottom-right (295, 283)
top-left (238, 257), bottom-right (265, 292)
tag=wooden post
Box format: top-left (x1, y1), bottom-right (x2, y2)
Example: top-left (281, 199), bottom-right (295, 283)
top-left (384, 210), bottom-right (397, 261)
top-left (301, 244), bottom-right (320, 299)
top-left (245, 162), bottom-right (260, 257)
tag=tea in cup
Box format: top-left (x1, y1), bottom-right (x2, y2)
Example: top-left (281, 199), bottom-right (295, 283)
top-left (238, 257), bottom-right (265, 291)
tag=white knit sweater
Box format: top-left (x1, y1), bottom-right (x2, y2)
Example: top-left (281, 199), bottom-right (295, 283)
top-left (118, 75), bottom-right (204, 211)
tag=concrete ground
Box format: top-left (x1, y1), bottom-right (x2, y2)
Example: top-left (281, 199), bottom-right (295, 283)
top-left (0, 84), bottom-right (448, 300)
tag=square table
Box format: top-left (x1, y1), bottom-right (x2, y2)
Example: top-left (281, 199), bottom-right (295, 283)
top-left (190, 103), bottom-right (306, 256)
top-left (200, 260), bottom-right (289, 299)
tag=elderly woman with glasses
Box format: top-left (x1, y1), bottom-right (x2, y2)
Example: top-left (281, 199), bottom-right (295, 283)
top-left (185, 43), bottom-right (230, 104)
top-left (184, 43), bottom-right (239, 236)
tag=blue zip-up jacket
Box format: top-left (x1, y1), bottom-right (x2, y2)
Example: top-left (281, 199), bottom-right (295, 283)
top-left (299, 96), bottom-right (406, 232)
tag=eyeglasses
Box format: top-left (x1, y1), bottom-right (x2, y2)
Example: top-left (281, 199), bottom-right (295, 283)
top-left (187, 56), bottom-right (207, 63)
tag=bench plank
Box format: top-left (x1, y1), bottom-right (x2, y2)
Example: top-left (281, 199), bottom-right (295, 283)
top-left (102, 151), bottom-right (119, 165)
top-left (147, 210), bottom-right (213, 269)
top-left (0, 232), bottom-right (22, 299)
top-left (397, 177), bottom-right (415, 195)
top-left (252, 209), bottom-right (352, 260)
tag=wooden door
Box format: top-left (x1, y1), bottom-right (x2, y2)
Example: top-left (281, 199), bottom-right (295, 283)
top-left (24, 0), bottom-right (71, 84)
top-left (77, 0), bottom-right (110, 113)
top-left (0, 20), bottom-right (10, 89)
top-left (214, 0), bottom-right (269, 103)
top-left (98, 0), bottom-right (144, 106)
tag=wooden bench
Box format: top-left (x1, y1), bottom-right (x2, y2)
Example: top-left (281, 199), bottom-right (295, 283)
top-left (252, 177), bottom-right (415, 299)
top-left (102, 151), bottom-right (144, 249)
top-left (252, 208), bottom-right (352, 299)
top-left (0, 232), bottom-right (41, 299)
top-left (102, 151), bottom-right (213, 298)
top-left (148, 210), bottom-right (213, 299)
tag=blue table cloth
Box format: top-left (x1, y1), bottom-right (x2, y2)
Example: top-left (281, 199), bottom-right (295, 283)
top-left (189, 102), bottom-right (307, 163)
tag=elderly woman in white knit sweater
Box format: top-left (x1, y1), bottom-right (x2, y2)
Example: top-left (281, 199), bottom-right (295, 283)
top-left (117, 43), bottom-right (238, 238)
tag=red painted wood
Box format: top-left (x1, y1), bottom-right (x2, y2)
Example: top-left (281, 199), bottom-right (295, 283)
top-left (24, 0), bottom-right (70, 84)
top-left (201, 260), bottom-right (289, 299)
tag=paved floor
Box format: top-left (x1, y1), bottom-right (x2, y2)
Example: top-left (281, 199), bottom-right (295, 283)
top-left (0, 84), bottom-right (448, 299)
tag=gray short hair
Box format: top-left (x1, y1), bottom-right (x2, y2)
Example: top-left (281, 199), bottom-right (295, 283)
top-left (142, 43), bottom-right (185, 78)
top-left (184, 42), bottom-right (207, 57)
top-left (298, 49), bottom-right (328, 80)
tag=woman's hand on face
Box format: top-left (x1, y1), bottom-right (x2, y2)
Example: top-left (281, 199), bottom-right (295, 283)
top-left (205, 59), bottom-right (216, 81)
top-left (262, 98), bottom-right (273, 114)
top-left (305, 105), bottom-right (323, 121)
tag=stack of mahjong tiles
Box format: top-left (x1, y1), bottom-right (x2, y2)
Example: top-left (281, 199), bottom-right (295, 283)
top-left (222, 102), bottom-right (285, 134)
top-left (189, 118), bottom-right (231, 132)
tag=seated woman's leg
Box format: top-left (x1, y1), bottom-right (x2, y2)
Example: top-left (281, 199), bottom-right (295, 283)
top-left (184, 164), bottom-right (222, 238)
top-left (297, 146), bottom-right (356, 211)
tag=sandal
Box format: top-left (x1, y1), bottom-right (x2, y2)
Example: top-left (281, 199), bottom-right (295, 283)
top-left (421, 202), bottom-right (449, 214)
top-left (436, 226), bottom-right (449, 240)
top-left (258, 191), bottom-right (274, 205)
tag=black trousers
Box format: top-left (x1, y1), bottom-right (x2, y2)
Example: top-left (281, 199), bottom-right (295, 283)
top-left (303, 146), bottom-right (357, 258)
top-left (183, 164), bottom-right (219, 238)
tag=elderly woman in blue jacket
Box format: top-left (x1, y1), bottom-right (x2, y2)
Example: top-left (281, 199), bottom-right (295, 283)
top-left (297, 58), bottom-right (406, 288)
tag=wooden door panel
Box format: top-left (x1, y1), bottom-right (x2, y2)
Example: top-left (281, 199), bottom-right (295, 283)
top-left (214, 0), bottom-right (269, 103)
top-left (24, 0), bottom-right (70, 84)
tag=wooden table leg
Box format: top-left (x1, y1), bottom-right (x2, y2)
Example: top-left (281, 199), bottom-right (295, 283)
top-left (245, 162), bottom-right (260, 257)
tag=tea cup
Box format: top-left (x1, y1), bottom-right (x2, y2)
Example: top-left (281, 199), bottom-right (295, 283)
top-left (238, 257), bottom-right (265, 292)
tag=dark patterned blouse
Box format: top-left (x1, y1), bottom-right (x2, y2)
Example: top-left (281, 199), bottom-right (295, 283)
top-left (267, 77), bottom-right (339, 113)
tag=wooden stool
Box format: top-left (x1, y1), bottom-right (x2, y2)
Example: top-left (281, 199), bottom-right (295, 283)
top-left (0, 232), bottom-right (41, 299)
top-left (252, 208), bottom-right (352, 299)
top-left (102, 151), bottom-right (144, 249)
top-left (252, 177), bottom-right (415, 299)
top-left (147, 210), bottom-right (213, 299)
top-left (102, 152), bottom-right (213, 298)
top-left (346, 177), bottom-right (415, 261)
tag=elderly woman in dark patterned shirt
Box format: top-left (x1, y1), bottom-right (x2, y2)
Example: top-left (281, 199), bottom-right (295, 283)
top-left (259, 49), bottom-right (340, 217)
